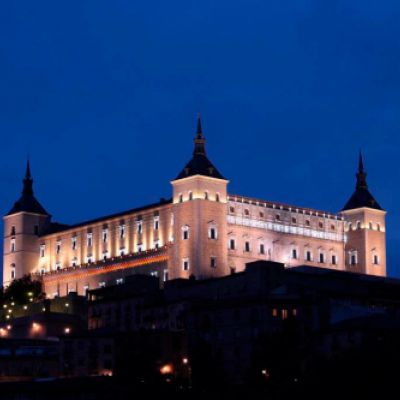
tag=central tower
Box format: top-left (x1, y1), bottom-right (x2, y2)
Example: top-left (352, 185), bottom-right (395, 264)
top-left (169, 116), bottom-right (229, 279)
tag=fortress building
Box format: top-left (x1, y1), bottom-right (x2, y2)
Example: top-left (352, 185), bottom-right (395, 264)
top-left (3, 117), bottom-right (387, 297)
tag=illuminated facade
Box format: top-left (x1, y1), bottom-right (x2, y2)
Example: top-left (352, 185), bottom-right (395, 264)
top-left (3, 117), bottom-right (387, 296)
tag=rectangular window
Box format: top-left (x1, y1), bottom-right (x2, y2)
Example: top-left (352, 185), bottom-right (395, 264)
top-left (119, 224), bottom-right (125, 239)
top-left (350, 253), bottom-right (357, 265)
top-left (56, 241), bottom-right (61, 255)
top-left (260, 243), bottom-right (265, 254)
top-left (137, 221), bottom-right (143, 235)
top-left (72, 236), bottom-right (77, 250)
top-left (281, 309), bottom-right (288, 320)
top-left (306, 250), bottom-right (312, 262)
top-left (86, 255), bottom-right (94, 264)
top-left (292, 248), bottom-right (297, 259)
top-left (209, 227), bottom-right (217, 239)
top-left (154, 217), bottom-right (159, 231)
top-left (245, 241), bottom-right (250, 252)
top-left (137, 244), bottom-right (143, 253)
top-left (163, 269), bottom-right (169, 282)
top-left (11, 268), bottom-right (16, 280)
top-left (210, 256), bottom-right (217, 268)
top-left (40, 244), bottom-right (45, 258)
top-left (119, 248), bottom-right (125, 257)
top-left (11, 226), bottom-right (16, 236)
top-left (183, 258), bottom-right (189, 271)
top-left (102, 229), bottom-right (108, 243)
top-left (99, 282), bottom-right (106, 288)
top-left (229, 239), bottom-right (235, 250)
top-left (332, 254), bottom-right (337, 265)
top-left (373, 254), bottom-right (379, 265)
top-left (71, 257), bottom-right (78, 267)
top-left (150, 271), bottom-right (158, 277)
top-left (319, 253), bottom-right (325, 263)
top-left (87, 233), bottom-right (93, 247)
top-left (10, 238), bottom-right (16, 253)
top-left (154, 240), bottom-right (160, 249)
top-left (182, 227), bottom-right (189, 240)
top-left (116, 278), bottom-right (124, 285)
top-left (55, 262), bottom-right (61, 271)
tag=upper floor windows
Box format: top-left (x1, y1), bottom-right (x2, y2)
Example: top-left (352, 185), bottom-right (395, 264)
top-left (229, 206), bottom-right (235, 213)
top-left (87, 233), bottom-right (93, 247)
top-left (291, 217), bottom-right (297, 224)
top-left (377, 224), bottom-right (381, 232)
top-left (137, 220), bottom-right (143, 235)
top-left (11, 226), bottom-right (16, 236)
top-left (349, 251), bottom-right (358, 266)
top-left (208, 226), bottom-right (217, 240)
top-left (189, 191), bottom-right (193, 201)
top-left (56, 241), bottom-right (61, 255)
top-left (210, 256), bottom-right (217, 268)
top-left (71, 236), bottom-right (77, 250)
top-left (244, 241), bottom-right (251, 252)
top-left (154, 216), bottom-right (160, 231)
top-left (119, 224), bottom-right (126, 239)
top-left (259, 243), bottom-right (265, 255)
top-left (291, 248), bottom-right (298, 260)
top-left (356, 221), bottom-right (361, 230)
top-left (244, 209), bottom-right (250, 216)
top-left (331, 254), bottom-right (337, 265)
top-left (305, 250), bottom-right (312, 262)
top-left (373, 254), bottom-right (379, 265)
top-left (204, 191), bottom-right (209, 200)
top-left (182, 225), bottom-right (189, 240)
top-left (179, 194), bottom-right (183, 203)
top-left (102, 228), bottom-right (108, 243)
top-left (215, 193), bottom-right (220, 202)
top-left (305, 220), bottom-right (310, 227)
top-left (318, 222), bottom-right (324, 229)
top-left (275, 214), bottom-right (281, 221)
top-left (10, 238), bottom-right (16, 253)
top-left (183, 257), bottom-right (190, 271)
top-left (40, 244), bottom-right (45, 258)
top-left (229, 238), bottom-right (236, 250)
top-left (319, 252), bottom-right (325, 263)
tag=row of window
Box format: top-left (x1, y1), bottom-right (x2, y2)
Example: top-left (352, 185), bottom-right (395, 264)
top-left (229, 208), bottom-right (338, 230)
top-left (347, 221), bottom-right (383, 231)
top-left (182, 256), bottom-right (217, 271)
top-left (178, 191), bottom-right (220, 203)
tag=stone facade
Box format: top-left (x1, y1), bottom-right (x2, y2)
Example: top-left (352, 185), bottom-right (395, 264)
top-left (2, 119), bottom-right (387, 296)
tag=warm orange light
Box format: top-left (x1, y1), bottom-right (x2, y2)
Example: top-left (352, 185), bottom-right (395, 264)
top-left (160, 364), bottom-right (173, 375)
top-left (32, 322), bottom-right (41, 332)
top-left (0, 328), bottom-right (7, 337)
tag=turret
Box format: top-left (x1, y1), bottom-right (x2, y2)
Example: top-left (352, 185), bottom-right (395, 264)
top-left (3, 161), bottom-right (51, 286)
top-left (341, 153), bottom-right (386, 276)
top-left (169, 115), bottom-right (229, 279)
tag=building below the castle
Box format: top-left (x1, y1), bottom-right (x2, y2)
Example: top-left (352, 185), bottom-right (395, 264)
top-left (2, 117), bottom-right (387, 297)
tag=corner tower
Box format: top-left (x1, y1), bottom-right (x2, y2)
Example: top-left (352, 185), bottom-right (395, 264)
top-left (169, 116), bottom-right (229, 279)
top-left (3, 161), bottom-right (51, 286)
top-left (340, 153), bottom-right (386, 276)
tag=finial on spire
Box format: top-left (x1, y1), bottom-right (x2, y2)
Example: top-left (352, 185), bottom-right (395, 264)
top-left (356, 151), bottom-right (368, 190)
top-left (23, 159), bottom-right (34, 196)
top-left (196, 113), bottom-right (203, 136)
top-left (193, 113), bottom-right (206, 156)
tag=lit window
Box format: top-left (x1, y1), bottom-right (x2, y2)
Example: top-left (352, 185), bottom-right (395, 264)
top-left (10, 264), bottom-right (16, 280)
top-left (55, 262), bottom-right (61, 271)
top-left (163, 269), bottom-right (169, 282)
top-left (229, 239), bottom-right (235, 250)
top-left (119, 248), bottom-right (125, 257)
top-left (10, 238), bottom-right (16, 253)
top-left (71, 257), bottom-right (78, 267)
top-left (245, 241), bottom-right (251, 252)
top-left (154, 240), bottom-right (160, 249)
top-left (281, 309), bottom-right (288, 320)
top-left (56, 241), bottom-right (61, 255)
top-left (210, 256), bottom-right (217, 268)
top-left (292, 248), bottom-right (298, 259)
top-left (259, 243), bottom-right (265, 255)
top-left (119, 224), bottom-right (126, 239)
top-left (40, 244), bottom-right (45, 258)
top-left (99, 282), bottom-right (106, 288)
top-left (116, 278), bottom-right (123, 285)
top-left (137, 244), bottom-right (143, 253)
top-left (137, 220), bottom-right (143, 234)
top-left (87, 233), bottom-right (93, 247)
top-left (86, 255), bottom-right (94, 264)
top-left (182, 226), bottom-right (189, 240)
top-left (349, 251), bottom-right (357, 266)
top-left (272, 308), bottom-right (278, 317)
top-left (102, 229), bottom-right (108, 243)
top-left (154, 216), bottom-right (159, 230)
top-left (183, 258), bottom-right (189, 271)
top-left (208, 227), bottom-right (217, 240)
top-left (71, 236), bottom-right (77, 250)
top-left (150, 271), bottom-right (158, 277)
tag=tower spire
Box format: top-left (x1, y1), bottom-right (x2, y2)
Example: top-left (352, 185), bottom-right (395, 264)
top-left (356, 151), bottom-right (368, 190)
top-left (193, 113), bottom-right (206, 156)
top-left (23, 159), bottom-right (33, 196)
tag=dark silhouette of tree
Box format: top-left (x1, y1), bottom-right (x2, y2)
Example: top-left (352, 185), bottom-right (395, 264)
top-left (2, 275), bottom-right (45, 304)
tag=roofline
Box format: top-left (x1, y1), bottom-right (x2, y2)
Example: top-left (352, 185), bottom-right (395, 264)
top-left (340, 207), bottom-right (387, 215)
top-left (40, 198), bottom-right (172, 237)
top-left (171, 174), bottom-right (229, 184)
top-left (3, 211), bottom-right (52, 220)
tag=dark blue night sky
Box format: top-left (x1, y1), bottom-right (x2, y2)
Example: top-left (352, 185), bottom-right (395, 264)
top-left (1, 1), bottom-right (399, 276)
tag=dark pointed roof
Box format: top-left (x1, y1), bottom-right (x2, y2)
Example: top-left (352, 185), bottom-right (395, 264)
top-left (175, 115), bottom-right (226, 180)
top-left (6, 161), bottom-right (50, 216)
top-left (342, 152), bottom-right (383, 211)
